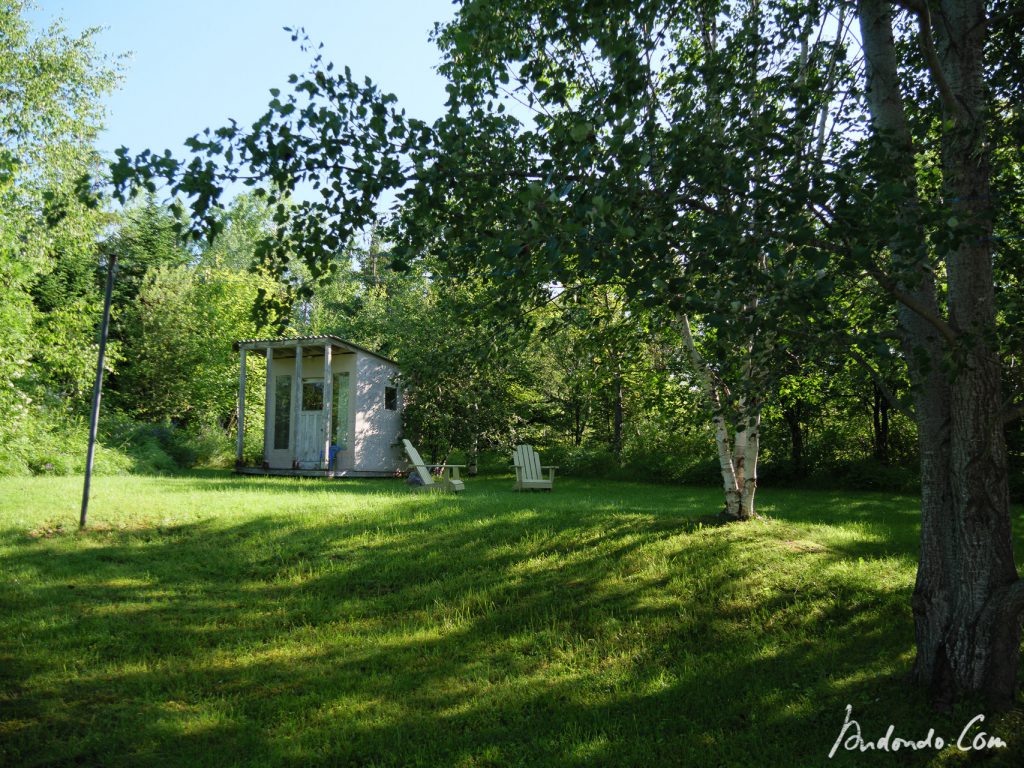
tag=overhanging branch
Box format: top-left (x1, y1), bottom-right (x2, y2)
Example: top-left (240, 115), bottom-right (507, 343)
top-left (894, 0), bottom-right (968, 124)
top-left (805, 228), bottom-right (960, 347)
top-left (970, 5), bottom-right (1024, 33)
top-left (862, 263), bottom-right (960, 346)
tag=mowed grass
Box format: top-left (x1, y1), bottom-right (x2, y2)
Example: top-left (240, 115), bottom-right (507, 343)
top-left (1, 472), bottom-right (1022, 767)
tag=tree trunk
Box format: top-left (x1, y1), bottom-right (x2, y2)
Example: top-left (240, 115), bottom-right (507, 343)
top-left (933, 0), bottom-right (1020, 707)
top-left (783, 403), bottom-right (804, 473)
top-left (872, 384), bottom-right (890, 464)
top-left (467, 433), bottom-right (479, 477)
top-left (572, 395), bottom-right (585, 446)
top-left (714, 411), bottom-right (742, 519)
top-left (611, 371), bottom-right (623, 459)
top-left (739, 406), bottom-right (760, 520)
top-left (680, 314), bottom-right (755, 520)
top-left (858, 0), bottom-right (1022, 709)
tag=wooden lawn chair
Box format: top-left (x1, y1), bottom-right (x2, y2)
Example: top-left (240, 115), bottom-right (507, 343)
top-left (512, 444), bottom-right (556, 491)
top-left (403, 439), bottom-right (465, 493)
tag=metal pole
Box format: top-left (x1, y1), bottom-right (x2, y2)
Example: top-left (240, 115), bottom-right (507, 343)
top-left (80, 254), bottom-right (117, 529)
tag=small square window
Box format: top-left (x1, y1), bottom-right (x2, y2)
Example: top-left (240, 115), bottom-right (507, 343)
top-left (384, 385), bottom-right (398, 411)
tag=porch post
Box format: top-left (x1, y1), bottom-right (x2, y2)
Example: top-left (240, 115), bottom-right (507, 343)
top-left (236, 347), bottom-right (247, 467)
top-left (290, 346), bottom-right (303, 468)
top-left (263, 347), bottom-right (274, 465)
top-left (322, 343), bottom-right (333, 470)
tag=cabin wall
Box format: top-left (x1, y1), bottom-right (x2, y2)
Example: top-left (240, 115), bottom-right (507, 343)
top-left (353, 353), bottom-right (403, 473)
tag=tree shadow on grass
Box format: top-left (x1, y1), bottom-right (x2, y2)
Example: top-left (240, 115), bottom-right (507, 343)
top-left (1, 489), bottom-right (1021, 767)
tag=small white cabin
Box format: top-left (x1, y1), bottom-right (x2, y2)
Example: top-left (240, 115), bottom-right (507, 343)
top-left (233, 335), bottom-right (403, 477)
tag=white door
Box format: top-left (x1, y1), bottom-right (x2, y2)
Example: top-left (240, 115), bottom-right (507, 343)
top-left (297, 378), bottom-right (325, 467)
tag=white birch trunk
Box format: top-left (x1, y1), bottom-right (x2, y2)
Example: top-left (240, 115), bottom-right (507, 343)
top-left (715, 415), bottom-right (742, 519)
top-left (680, 314), bottom-right (742, 518)
top-left (739, 407), bottom-right (761, 520)
top-left (733, 397), bottom-right (748, 491)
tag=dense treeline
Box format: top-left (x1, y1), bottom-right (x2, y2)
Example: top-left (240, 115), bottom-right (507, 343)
top-left (0, 174), bottom-right (938, 493)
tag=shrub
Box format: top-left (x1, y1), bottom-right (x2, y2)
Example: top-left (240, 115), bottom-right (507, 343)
top-left (619, 424), bottom-right (718, 485)
top-left (0, 410), bottom-right (140, 477)
top-left (538, 443), bottom-right (617, 478)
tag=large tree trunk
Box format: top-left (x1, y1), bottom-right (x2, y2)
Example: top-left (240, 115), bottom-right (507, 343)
top-left (858, 0), bottom-right (1022, 709)
top-left (932, 0), bottom-right (1020, 707)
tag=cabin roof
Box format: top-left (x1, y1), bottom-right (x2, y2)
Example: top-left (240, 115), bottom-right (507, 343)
top-left (233, 335), bottom-right (398, 366)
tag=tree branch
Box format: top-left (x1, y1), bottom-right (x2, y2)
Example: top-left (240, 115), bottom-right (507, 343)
top-left (672, 194), bottom-right (720, 216)
top-left (804, 227), bottom-right (960, 347)
top-left (894, 0), bottom-right (968, 124)
top-left (848, 345), bottom-right (915, 420)
top-left (787, 322), bottom-right (916, 420)
top-left (678, 313), bottom-right (730, 398)
top-left (861, 262), bottom-right (960, 346)
top-left (971, 5), bottom-right (1024, 33)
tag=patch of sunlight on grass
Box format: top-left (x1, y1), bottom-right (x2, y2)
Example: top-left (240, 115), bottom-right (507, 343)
top-left (571, 733), bottom-right (612, 761)
top-left (153, 703), bottom-right (240, 738)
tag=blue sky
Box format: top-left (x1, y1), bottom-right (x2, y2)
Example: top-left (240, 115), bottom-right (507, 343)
top-left (32, 0), bottom-right (459, 160)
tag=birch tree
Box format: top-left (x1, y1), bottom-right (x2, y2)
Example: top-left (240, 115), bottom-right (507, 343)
top-left (403, 0), bottom-right (855, 519)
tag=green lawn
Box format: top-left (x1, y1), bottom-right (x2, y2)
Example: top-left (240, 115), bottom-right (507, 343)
top-left (1, 472), bottom-right (1022, 767)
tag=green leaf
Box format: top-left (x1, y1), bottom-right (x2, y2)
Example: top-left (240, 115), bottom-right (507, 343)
top-left (569, 122), bottom-right (591, 142)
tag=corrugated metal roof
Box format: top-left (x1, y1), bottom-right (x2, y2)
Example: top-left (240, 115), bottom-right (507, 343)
top-left (233, 335), bottom-right (398, 366)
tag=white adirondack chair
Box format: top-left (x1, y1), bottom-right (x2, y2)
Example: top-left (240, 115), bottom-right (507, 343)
top-left (512, 445), bottom-right (556, 491)
top-left (402, 439), bottom-right (465, 493)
